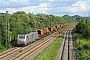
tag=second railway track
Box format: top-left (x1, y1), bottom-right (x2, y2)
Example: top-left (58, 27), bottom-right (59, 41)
top-left (56, 29), bottom-right (74, 60)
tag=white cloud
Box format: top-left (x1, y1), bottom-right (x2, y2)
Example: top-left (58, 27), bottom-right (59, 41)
top-left (0, 3), bottom-right (50, 14)
top-left (0, 0), bottom-right (90, 17)
top-left (0, 8), bottom-right (17, 13)
top-left (36, 3), bottom-right (49, 13)
top-left (18, 3), bottom-right (50, 14)
top-left (69, 1), bottom-right (90, 12)
top-left (49, 0), bottom-right (54, 2)
top-left (9, 0), bottom-right (29, 2)
top-left (0, 0), bottom-right (30, 8)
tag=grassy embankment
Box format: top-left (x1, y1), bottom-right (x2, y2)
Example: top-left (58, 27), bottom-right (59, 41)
top-left (0, 45), bottom-right (7, 52)
top-left (73, 33), bottom-right (90, 60)
top-left (35, 36), bottom-right (63, 60)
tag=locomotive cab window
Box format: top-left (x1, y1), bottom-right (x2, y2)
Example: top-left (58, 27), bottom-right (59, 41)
top-left (19, 35), bottom-right (25, 39)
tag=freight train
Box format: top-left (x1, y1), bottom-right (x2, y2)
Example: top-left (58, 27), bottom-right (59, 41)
top-left (17, 23), bottom-right (68, 46)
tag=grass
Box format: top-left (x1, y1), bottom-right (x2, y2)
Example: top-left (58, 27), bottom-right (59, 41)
top-left (34, 37), bottom-right (62, 60)
top-left (69, 22), bottom-right (77, 28)
top-left (0, 44), bottom-right (7, 53)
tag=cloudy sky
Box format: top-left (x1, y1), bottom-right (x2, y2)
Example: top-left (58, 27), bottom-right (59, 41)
top-left (0, 0), bottom-right (90, 17)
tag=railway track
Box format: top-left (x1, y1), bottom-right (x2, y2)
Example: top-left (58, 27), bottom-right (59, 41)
top-left (0, 26), bottom-right (70, 60)
top-left (0, 35), bottom-right (54, 60)
top-left (0, 47), bottom-right (19, 56)
top-left (61, 31), bottom-right (69, 60)
top-left (68, 30), bottom-right (73, 60)
top-left (56, 29), bottom-right (74, 60)
top-left (13, 36), bottom-right (56, 60)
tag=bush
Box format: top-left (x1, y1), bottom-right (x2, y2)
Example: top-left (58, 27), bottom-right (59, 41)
top-left (75, 19), bottom-right (90, 39)
top-left (75, 39), bottom-right (90, 60)
top-left (0, 45), bottom-right (7, 52)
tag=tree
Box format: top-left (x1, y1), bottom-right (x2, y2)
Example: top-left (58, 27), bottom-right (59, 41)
top-left (75, 19), bottom-right (90, 38)
top-left (0, 22), bottom-right (6, 46)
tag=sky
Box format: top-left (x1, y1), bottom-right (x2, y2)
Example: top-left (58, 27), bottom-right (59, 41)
top-left (0, 0), bottom-right (90, 17)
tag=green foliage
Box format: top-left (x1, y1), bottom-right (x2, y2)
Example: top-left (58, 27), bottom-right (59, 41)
top-left (75, 39), bottom-right (90, 60)
top-left (73, 33), bottom-right (83, 40)
top-left (75, 19), bottom-right (90, 39)
top-left (0, 44), bottom-right (7, 52)
top-left (73, 18), bottom-right (90, 60)
top-left (0, 22), bottom-right (6, 46)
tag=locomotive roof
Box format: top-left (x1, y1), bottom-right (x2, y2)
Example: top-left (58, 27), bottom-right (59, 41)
top-left (19, 32), bottom-right (38, 35)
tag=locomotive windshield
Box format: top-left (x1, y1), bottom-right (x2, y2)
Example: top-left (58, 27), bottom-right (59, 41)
top-left (19, 35), bottom-right (25, 39)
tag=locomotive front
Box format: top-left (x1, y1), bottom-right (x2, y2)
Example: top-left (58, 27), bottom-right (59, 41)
top-left (17, 34), bottom-right (27, 46)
